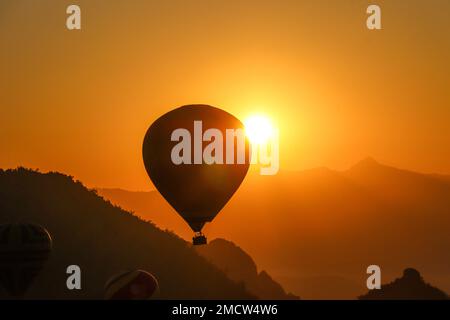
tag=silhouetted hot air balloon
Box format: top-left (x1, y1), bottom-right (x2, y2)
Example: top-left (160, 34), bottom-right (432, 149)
top-left (0, 223), bottom-right (52, 297)
top-left (104, 270), bottom-right (159, 300)
top-left (143, 105), bottom-right (250, 245)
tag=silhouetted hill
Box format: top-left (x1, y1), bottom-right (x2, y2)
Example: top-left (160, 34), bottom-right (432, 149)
top-left (428, 173), bottom-right (450, 184)
top-left (196, 239), bottom-right (299, 300)
top-left (98, 158), bottom-right (450, 299)
top-left (359, 268), bottom-right (448, 300)
top-left (0, 168), bottom-right (254, 299)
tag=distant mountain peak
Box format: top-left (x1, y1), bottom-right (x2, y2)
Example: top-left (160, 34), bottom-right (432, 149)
top-left (353, 157), bottom-right (380, 167)
top-left (346, 157), bottom-right (387, 174)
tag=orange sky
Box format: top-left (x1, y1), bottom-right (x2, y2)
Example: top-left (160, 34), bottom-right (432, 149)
top-left (1, 0), bottom-right (450, 190)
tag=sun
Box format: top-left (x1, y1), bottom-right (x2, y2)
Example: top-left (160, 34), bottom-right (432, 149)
top-left (244, 115), bottom-right (274, 145)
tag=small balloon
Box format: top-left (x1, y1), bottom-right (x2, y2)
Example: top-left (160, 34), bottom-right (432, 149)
top-left (0, 223), bottom-right (52, 297)
top-left (104, 270), bottom-right (159, 300)
top-left (142, 105), bottom-right (250, 244)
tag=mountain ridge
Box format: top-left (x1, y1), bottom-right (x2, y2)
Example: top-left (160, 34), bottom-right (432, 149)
top-left (196, 239), bottom-right (299, 300)
top-left (98, 158), bottom-right (450, 299)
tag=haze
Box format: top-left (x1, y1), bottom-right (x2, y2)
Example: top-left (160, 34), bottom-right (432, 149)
top-left (1, 0), bottom-right (450, 190)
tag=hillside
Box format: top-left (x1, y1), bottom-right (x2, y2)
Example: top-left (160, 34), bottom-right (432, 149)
top-left (359, 268), bottom-right (448, 300)
top-left (98, 158), bottom-right (450, 299)
top-left (196, 239), bottom-right (299, 300)
top-left (0, 168), bottom-right (254, 299)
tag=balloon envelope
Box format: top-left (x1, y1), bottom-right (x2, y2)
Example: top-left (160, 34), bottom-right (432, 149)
top-left (142, 105), bottom-right (250, 232)
top-left (105, 270), bottom-right (159, 300)
top-left (0, 223), bottom-right (52, 297)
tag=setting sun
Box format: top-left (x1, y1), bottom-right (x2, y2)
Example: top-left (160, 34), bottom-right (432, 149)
top-left (244, 115), bottom-right (275, 145)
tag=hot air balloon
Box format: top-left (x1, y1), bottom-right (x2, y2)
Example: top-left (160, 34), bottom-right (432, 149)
top-left (0, 223), bottom-right (52, 297)
top-left (104, 270), bottom-right (159, 300)
top-left (142, 105), bottom-right (250, 245)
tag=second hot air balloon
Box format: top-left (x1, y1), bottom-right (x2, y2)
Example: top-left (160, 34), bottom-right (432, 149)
top-left (0, 223), bottom-right (52, 297)
top-left (104, 270), bottom-right (159, 300)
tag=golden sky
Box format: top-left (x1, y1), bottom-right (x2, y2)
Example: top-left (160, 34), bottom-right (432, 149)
top-left (1, 0), bottom-right (450, 190)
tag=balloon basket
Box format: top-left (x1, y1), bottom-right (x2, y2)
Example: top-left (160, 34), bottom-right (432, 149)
top-left (193, 233), bottom-right (207, 245)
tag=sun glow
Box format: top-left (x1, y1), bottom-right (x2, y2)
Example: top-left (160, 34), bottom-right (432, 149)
top-left (244, 115), bottom-right (275, 145)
